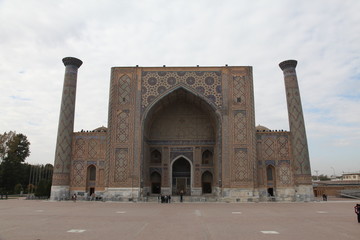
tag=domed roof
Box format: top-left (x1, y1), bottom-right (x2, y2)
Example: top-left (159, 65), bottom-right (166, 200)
top-left (256, 124), bottom-right (270, 131)
top-left (93, 126), bottom-right (107, 132)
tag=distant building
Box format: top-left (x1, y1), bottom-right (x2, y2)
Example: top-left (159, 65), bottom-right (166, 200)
top-left (313, 172), bottom-right (360, 198)
top-left (50, 58), bottom-right (314, 202)
top-left (342, 172), bottom-right (360, 181)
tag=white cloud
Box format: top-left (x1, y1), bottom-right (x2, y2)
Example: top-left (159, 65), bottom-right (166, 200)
top-left (0, 0), bottom-right (359, 176)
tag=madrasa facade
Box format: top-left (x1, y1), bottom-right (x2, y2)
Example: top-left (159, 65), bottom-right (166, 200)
top-left (50, 57), bottom-right (314, 202)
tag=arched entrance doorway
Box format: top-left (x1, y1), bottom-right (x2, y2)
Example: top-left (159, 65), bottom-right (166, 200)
top-left (150, 172), bottom-right (161, 194)
top-left (172, 157), bottom-right (191, 195)
top-left (86, 165), bottom-right (96, 195)
top-left (202, 171), bottom-right (213, 194)
top-left (266, 165), bottom-right (276, 197)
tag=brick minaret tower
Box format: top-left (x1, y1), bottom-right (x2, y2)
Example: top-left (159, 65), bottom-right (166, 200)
top-left (279, 60), bottom-right (313, 201)
top-left (50, 57), bottom-right (82, 200)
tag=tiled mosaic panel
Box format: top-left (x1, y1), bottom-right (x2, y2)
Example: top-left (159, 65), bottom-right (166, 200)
top-left (116, 111), bottom-right (130, 143)
top-left (88, 139), bottom-right (98, 158)
top-left (74, 138), bottom-right (85, 159)
top-left (141, 71), bottom-right (222, 111)
top-left (285, 71), bottom-right (310, 175)
top-left (231, 148), bottom-right (251, 184)
top-left (54, 75), bottom-right (76, 174)
top-left (233, 75), bottom-right (246, 104)
top-left (114, 148), bottom-right (129, 182)
top-left (72, 160), bottom-right (85, 186)
top-left (279, 162), bottom-right (292, 185)
top-left (234, 111), bottom-right (247, 144)
top-left (277, 136), bottom-right (289, 159)
top-left (118, 75), bottom-right (131, 105)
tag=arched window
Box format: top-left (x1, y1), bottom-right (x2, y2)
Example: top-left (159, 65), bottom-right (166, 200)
top-left (201, 171), bottom-right (213, 194)
top-left (266, 165), bottom-right (275, 181)
top-left (150, 150), bottom-right (162, 164)
top-left (202, 150), bottom-right (213, 165)
top-left (150, 172), bottom-right (161, 194)
top-left (88, 165), bottom-right (96, 181)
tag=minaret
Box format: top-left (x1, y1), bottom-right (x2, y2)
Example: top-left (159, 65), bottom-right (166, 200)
top-left (50, 57), bottom-right (82, 200)
top-left (279, 60), bottom-right (313, 201)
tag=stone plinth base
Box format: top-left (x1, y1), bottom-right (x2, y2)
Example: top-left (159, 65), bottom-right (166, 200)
top-left (50, 185), bottom-right (70, 201)
top-left (103, 188), bottom-right (140, 201)
top-left (221, 188), bottom-right (259, 202)
top-left (295, 185), bottom-right (314, 202)
top-left (191, 187), bottom-right (202, 196)
top-left (258, 187), bottom-right (296, 201)
top-left (161, 187), bottom-right (171, 195)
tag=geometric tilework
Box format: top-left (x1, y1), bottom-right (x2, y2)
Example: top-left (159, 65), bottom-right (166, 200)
top-left (277, 136), bottom-right (289, 159)
top-left (263, 137), bottom-right (275, 159)
top-left (231, 148), bottom-right (251, 184)
top-left (279, 162), bottom-right (292, 185)
top-left (118, 75), bottom-right (131, 105)
top-left (233, 76), bottom-right (246, 105)
top-left (141, 71), bottom-right (222, 111)
top-left (114, 148), bottom-right (128, 182)
top-left (284, 69), bottom-right (311, 175)
top-left (74, 138), bottom-right (86, 159)
top-left (116, 111), bottom-right (129, 143)
top-left (234, 111), bottom-right (246, 144)
top-left (88, 139), bottom-right (97, 158)
top-left (53, 65), bottom-right (79, 185)
top-left (72, 160), bottom-right (85, 186)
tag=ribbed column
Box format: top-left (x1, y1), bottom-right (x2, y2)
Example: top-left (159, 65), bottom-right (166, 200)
top-left (279, 60), bottom-right (312, 185)
top-left (51, 57), bottom-right (82, 200)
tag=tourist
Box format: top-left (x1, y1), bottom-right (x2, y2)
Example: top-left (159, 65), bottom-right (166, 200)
top-left (355, 204), bottom-right (360, 223)
top-left (72, 193), bottom-right (77, 202)
top-left (180, 190), bottom-right (183, 202)
top-left (322, 194), bottom-right (327, 201)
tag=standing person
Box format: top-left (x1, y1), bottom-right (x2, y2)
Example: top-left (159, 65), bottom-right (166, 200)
top-left (168, 195), bottom-right (171, 203)
top-left (355, 204), bottom-right (360, 223)
top-left (322, 194), bottom-right (327, 201)
top-left (180, 190), bottom-right (183, 203)
top-left (72, 193), bottom-right (77, 202)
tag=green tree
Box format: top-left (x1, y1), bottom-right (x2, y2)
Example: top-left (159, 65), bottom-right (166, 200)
top-left (14, 183), bottom-right (23, 194)
top-left (0, 131), bottom-right (15, 162)
top-left (35, 179), bottom-right (49, 197)
top-left (0, 133), bottom-right (30, 193)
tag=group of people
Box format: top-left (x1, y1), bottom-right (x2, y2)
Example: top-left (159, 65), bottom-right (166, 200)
top-left (158, 194), bottom-right (171, 203)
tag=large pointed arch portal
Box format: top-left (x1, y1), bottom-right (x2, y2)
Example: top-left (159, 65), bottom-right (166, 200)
top-left (142, 87), bottom-right (221, 196)
top-left (171, 156), bottom-right (192, 195)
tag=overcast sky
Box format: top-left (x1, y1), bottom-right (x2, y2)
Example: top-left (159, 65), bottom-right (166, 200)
top-left (1, 0), bottom-right (359, 176)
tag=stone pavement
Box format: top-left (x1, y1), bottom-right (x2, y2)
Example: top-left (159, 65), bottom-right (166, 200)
top-left (0, 199), bottom-right (359, 240)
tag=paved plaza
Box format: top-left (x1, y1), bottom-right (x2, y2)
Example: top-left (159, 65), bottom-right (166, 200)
top-left (0, 198), bottom-right (359, 240)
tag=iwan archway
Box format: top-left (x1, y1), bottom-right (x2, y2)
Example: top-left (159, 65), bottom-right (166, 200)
top-left (142, 87), bottom-right (221, 196)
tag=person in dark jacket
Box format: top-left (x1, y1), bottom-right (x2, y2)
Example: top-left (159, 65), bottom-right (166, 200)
top-left (355, 204), bottom-right (360, 223)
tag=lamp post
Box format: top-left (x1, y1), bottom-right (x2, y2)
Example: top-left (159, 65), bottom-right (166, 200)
top-left (331, 167), bottom-right (336, 178)
top-left (314, 170), bottom-right (319, 181)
